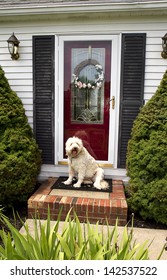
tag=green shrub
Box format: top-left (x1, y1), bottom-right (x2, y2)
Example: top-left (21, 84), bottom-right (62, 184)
top-left (0, 66), bottom-right (41, 207)
top-left (0, 209), bottom-right (165, 260)
top-left (126, 70), bottom-right (167, 225)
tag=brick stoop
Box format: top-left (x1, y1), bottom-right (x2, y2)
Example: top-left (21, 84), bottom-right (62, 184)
top-left (28, 178), bottom-right (128, 226)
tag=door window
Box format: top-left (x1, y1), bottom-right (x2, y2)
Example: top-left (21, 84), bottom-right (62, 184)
top-left (64, 41), bottom-right (111, 160)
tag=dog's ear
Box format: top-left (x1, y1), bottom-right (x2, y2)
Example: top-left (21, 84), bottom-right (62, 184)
top-left (65, 137), bottom-right (73, 147)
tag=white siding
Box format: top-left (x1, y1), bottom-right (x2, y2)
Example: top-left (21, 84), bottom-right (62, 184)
top-left (0, 29), bottom-right (33, 126)
top-left (0, 15), bottom-right (166, 126)
top-left (0, 12), bottom-right (166, 179)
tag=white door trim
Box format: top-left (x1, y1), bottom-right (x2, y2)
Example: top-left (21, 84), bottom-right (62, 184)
top-left (56, 34), bottom-right (121, 167)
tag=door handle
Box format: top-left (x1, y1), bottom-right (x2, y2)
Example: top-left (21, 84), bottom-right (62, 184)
top-left (109, 96), bottom-right (115, 109)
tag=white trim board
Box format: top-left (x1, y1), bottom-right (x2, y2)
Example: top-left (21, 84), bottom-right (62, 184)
top-left (57, 34), bottom-right (121, 168)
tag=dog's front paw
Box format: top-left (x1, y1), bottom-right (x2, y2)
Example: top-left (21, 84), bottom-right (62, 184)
top-left (93, 182), bottom-right (102, 190)
top-left (63, 179), bottom-right (72, 185)
top-left (73, 182), bottom-right (81, 188)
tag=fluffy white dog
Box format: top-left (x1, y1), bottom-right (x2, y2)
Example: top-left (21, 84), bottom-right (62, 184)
top-left (64, 136), bottom-right (109, 190)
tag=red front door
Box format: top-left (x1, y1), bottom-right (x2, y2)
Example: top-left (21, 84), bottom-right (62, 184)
top-left (64, 41), bottom-right (111, 160)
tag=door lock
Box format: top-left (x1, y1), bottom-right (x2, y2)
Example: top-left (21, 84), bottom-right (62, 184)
top-left (109, 96), bottom-right (115, 109)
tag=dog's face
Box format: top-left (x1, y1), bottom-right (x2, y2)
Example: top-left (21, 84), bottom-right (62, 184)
top-left (65, 137), bottom-right (83, 157)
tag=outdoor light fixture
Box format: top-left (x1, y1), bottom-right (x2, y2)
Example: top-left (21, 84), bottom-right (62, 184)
top-left (161, 33), bottom-right (167, 59)
top-left (7, 32), bottom-right (20, 60)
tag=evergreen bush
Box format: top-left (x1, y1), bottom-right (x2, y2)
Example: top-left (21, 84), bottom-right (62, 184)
top-left (126, 70), bottom-right (167, 225)
top-left (0, 66), bottom-right (41, 207)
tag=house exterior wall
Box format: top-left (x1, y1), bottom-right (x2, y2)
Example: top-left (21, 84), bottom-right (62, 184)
top-left (0, 12), bottom-right (167, 180)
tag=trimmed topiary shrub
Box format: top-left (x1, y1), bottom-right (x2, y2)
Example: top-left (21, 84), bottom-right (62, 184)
top-left (126, 70), bottom-right (167, 225)
top-left (0, 66), bottom-right (41, 207)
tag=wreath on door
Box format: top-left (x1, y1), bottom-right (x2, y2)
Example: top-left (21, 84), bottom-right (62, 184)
top-left (72, 59), bottom-right (104, 89)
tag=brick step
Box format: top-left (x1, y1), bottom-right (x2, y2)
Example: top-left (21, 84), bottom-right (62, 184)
top-left (28, 178), bottom-right (128, 226)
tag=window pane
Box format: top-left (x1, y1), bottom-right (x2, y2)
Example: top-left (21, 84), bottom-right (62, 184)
top-left (71, 47), bottom-right (105, 124)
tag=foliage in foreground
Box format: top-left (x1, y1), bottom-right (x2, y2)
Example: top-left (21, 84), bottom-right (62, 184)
top-left (126, 70), bottom-right (167, 225)
top-left (0, 209), bottom-right (165, 260)
top-left (0, 65), bottom-right (41, 207)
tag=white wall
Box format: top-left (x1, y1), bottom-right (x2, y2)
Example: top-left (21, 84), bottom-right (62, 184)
top-left (0, 14), bottom-right (166, 126)
top-left (0, 12), bottom-right (167, 179)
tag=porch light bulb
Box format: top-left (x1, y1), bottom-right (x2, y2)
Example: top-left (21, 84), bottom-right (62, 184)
top-left (14, 45), bottom-right (18, 55)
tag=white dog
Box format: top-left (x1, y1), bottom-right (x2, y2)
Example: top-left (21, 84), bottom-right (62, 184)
top-left (64, 136), bottom-right (109, 190)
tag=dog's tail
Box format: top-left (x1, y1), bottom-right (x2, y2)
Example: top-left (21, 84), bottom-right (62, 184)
top-left (100, 180), bottom-right (109, 190)
top-left (94, 167), bottom-right (109, 190)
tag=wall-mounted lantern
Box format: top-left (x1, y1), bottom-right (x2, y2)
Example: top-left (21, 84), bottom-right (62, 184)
top-left (7, 33), bottom-right (20, 60)
top-left (161, 33), bottom-right (167, 59)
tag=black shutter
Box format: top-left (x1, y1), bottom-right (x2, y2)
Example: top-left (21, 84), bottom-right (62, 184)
top-left (33, 36), bottom-right (55, 164)
top-left (118, 33), bottom-right (146, 168)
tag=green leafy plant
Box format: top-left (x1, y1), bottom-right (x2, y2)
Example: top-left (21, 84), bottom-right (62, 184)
top-left (0, 207), bottom-right (8, 223)
top-left (0, 66), bottom-right (41, 207)
top-left (126, 70), bottom-right (167, 225)
top-left (0, 209), bottom-right (165, 260)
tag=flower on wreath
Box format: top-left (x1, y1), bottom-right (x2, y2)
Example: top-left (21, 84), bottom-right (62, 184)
top-left (72, 64), bottom-right (104, 89)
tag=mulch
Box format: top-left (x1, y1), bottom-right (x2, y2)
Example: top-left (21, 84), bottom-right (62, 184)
top-left (0, 180), bottom-right (167, 234)
top-left (1, 203), bottom-right (167, 233)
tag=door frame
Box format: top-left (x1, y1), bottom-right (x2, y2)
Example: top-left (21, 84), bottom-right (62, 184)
top-left (56, 34), bottom-right (121, 167)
